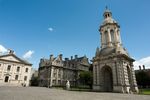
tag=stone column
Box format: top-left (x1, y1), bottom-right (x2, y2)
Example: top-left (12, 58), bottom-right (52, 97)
top-left (118, 30), bottom-right (122, 45)
top-left (107, 28), bottom-right (112, 47)
top-left (50, 67), bottom-right (53, 87)
top-left (114, 28), bottom-right (119, 47)
top-left (101, 32), bottom-right (104, 48)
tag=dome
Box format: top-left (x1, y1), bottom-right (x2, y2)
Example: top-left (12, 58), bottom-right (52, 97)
top-left (100, 47), bottom-right (115, 56)
top-left (101, 17), bottom-right (117, 26)
top-left (99, 47), bottom-right (129, 56)
top-left (101, 7), bottom-right (119, 26)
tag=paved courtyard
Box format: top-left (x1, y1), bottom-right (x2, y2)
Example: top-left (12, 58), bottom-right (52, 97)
top-left (0, 86), bottom-right (150, 100)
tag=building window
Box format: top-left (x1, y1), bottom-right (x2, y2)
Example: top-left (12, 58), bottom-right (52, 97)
top-left (7, 65), bottom-right (11, 71)
top-left (52, 80), bottom-right (56, 85)
top-left (58, 80), bottom-right (61, 85)
top-left (24, 76), bottom-right (27, 81)
top-left (53, 73), bottom-right (56, 78)
top-left (17, 67), bottom-right (20, 72)
top-left (25, 68), bottom-right (28, 72)
top-left (15, 75), bottom-right (19, 80)
top-left (72, 64), bottom-right (74, 67)
top-left (58, 73), bottom-right (61, 78)
top-left (58, 69), bottom-right (61, 78)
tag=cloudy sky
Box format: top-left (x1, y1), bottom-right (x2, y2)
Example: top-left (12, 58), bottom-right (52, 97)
top-left (0, 0), bottom-right (150, 69)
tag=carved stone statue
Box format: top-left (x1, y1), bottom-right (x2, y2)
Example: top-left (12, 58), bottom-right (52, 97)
top-left (66, 80), bottom-right (70, 90)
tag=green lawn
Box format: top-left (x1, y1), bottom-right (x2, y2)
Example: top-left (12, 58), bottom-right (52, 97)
top-left (140, 89), bottom-right (150, 95)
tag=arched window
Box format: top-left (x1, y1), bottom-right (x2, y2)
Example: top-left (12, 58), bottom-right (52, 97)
top-left (108, 14), bottom-right (109, 17)
top-left (104, 31), bottom-right (108, 45)
top-left (110, 30), bottom-right (115, 44)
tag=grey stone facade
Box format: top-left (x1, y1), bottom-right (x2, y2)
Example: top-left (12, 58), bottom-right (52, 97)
top-left (38, 54), bottom-right (90, 87)
top-left (92, 8), bottom-right (138, 93)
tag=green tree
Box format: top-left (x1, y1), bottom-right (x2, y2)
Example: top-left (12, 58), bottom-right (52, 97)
top-left (30, 76), bottom-right (39, 86)
top-left (135, 71), bottom-right (150, 88)
top-left (79, 71), bottom-right (93, 89)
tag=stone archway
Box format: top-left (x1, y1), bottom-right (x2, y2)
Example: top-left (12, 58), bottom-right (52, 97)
top-left (101, 66), bottom-right (113, 92)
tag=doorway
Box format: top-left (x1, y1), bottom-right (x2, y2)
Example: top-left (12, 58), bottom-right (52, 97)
top-left (102, 66), bottom-right (113, 92)
top-left (4, 76), bottom-right (9, 82)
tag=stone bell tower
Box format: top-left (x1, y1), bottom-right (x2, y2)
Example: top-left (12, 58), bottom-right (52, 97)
top-left (92, 7), bottom-right (138, 93)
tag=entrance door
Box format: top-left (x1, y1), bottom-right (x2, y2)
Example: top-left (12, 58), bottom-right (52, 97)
top-left (102, 66), bottom-right (113, 92)
top-left (4, 76), bottom-right (9, 82)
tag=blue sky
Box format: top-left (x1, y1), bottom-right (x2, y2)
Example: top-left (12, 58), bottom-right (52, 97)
top-left (0, 0), bottom-right (150, 69)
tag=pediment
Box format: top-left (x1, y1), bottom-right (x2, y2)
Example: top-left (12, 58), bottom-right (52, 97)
top-left (0, 55), bottom-right (22, 63)
top-left (51, 57), bottom-right (63, 66)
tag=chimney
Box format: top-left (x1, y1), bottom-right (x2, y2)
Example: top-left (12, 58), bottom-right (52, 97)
top-left (59, 54), bottom-right (63, 60)
top-left (65, 58), bottom-right (69, 61)
top-left (143, 65), bottom-right (145, 70)
top-left (71, 56), bottom-right (73, 60)
top-left (40, 58), bottom-right (44, 62)
top-left (50, 54), bottom-right (53, 60)
top-left (139, 65), bottom-right (141, 70)
top-left (75, 55), bottom-right (78, 59)
top-left (8, 49), bottom-right (14, 54)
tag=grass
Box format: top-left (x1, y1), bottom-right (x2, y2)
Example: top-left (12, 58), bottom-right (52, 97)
top-left (139, 89), bottom-right (150, 95)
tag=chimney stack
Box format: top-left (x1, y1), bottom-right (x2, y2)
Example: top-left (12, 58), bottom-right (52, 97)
top-left (143, 65), bottom-right (145, 70)
top-left (75, 55), bottom-right (78, 59)
top-left (50, 54), bottom-right (54, 61)
top-left (139, 65), bottom-right (141, 70)
top-left (71, 56), bottom-right (73, 60)
top-left (65, 58), bottom-right (69, 61)
top-left (59, 54), bottom-right (63, 60)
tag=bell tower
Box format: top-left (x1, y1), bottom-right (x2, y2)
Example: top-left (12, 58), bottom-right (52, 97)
top-left (100, 7), bottom-right (121, 49)
top-left (92, 7), bottom-right (139, 93)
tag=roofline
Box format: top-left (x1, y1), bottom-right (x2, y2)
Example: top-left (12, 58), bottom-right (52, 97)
top-left (100, 23), bottom-right (120, 31)
top-left (0, 53), bottom-right (32, 65)
top-left (0, 59), bottom-right (32, 66)
top-left (117, 54), bottom-right (135, 62)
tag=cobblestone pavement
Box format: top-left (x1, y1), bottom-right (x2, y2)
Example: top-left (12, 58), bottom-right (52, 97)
top-left (0, 86), bottom-right (150, 100)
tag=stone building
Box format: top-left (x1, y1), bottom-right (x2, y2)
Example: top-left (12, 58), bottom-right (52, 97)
top-left (38, 54), bottom-right (63, 87)
top-left (0, 50), bottom-right (32, 86)
top-left (63, 55), bottom-right (90, 86)
top-left (92, 8), bottom-right (138, 93)
top-left (38, 54), bottom-right (90, 87)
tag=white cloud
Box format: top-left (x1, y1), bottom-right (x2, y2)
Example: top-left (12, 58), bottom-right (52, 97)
top-left (23, 50), bottom-right (34, 59)
top-left (48, 27), bottom-right (53, 32)
top-left (134, 56), bottom-right (150, 70)
top-left (0, 45), bottom-right (7, 54)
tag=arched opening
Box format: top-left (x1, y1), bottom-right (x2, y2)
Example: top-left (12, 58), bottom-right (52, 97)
top-left (110, 30), bottom-right (115, 44)
top-left (4, 76), bottom-right (9, 82)
top-left (104, 31), bottom-right (108, 45)
top-left (101, 66), bottom-right (113, 92)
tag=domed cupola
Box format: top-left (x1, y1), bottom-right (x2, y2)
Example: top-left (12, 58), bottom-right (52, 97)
top-left (103, 6), bottom-right (112, 19)
top-left (101, 7), bottom-right (118, 26)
